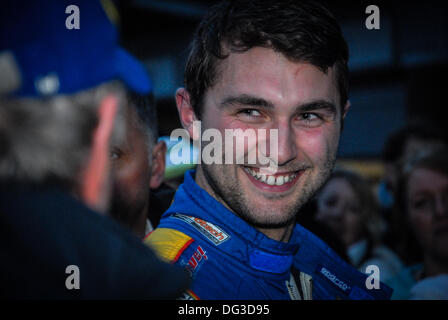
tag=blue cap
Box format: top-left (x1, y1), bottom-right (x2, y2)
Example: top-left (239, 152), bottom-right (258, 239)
top-left (0, 0), bottom-right (152, 97)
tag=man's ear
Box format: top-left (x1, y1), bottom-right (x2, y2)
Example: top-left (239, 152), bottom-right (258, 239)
top-left (149, 140), bottom-right (167, 189)
top-left (80, 94), bottom-right (118, 213)
top-left (175, 88), bottom-right (199, 139)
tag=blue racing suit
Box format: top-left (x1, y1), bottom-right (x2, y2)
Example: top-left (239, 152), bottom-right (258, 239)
top-left (145, 170), bottom-right (393, 300)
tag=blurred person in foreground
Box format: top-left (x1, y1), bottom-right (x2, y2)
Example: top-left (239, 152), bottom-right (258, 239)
top-left (0, 0), bottom-right (188, 299)
top-left (315, 170), bottom-right (403, 283)
top-left (387, 148), bottom-right (448, 299)
top-left (109, 90), bottom-right (168, 237)
top-left (145, 0), bottom-right (392, 300)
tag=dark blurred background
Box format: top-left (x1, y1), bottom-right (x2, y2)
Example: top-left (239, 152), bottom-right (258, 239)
top-left (116, 0), bottom-right (447, 182)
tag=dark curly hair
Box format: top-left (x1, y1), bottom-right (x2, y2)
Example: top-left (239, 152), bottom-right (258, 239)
top-left (184, 0), bottom-right (349, 118)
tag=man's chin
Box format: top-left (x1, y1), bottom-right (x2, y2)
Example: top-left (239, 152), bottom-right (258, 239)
top-left (251, 218), bottom-right (296, 229)
top-left (233, 200), bottom-right (299, 228)
top-left (109, 200), bottom-right (144, 228)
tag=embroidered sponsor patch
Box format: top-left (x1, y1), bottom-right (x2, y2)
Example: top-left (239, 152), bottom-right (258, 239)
top-left (172, 213), bottom-right (230, 245)
top-left (318, 266), bottom-right (352, 294)
top-left (187, 245), bottom-right (208, 273)
top-left (180, 245), bottom-right (208, 278)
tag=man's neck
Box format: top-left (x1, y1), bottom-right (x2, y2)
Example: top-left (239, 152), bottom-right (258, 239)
top-left (257, 225), bottom-right (295, 243)
top-left (195, 166), bottom-right (294, 243)
top-left (195, 166), bottom-right (233, 212)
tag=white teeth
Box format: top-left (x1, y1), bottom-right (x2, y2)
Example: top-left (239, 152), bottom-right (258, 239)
top-left (244, 167), bottom-right (297, 186)
top-left (275, 176), bottom-right (284, 186)
top-left (266, 176), bottom-right (275, 185)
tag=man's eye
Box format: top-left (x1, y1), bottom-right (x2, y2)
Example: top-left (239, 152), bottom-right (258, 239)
top-left (297, 112), bottom-right (323, 127)
top-left (301, 113), bottom-right (319, 121)
top-left (238, 109), bottom-right (262, 117)
top-left (110, 149), bottom-right (122, 160)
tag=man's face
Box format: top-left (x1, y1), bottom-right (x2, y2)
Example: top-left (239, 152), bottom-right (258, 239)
top-left (198, 47), bottom-right (347, 228)
top-left (109, 104), bottom-right (152, 230)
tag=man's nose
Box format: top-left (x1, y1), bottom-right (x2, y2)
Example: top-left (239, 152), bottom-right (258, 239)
top-left (274, 120), bottom-right (297, 166)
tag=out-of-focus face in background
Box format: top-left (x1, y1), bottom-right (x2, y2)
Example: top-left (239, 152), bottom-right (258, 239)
top-left (316, 177), bottom-right (364, 247)
top-left (109, 102), bottom-right (152, 234)
top-left (407, 167), bottom-right (448, 263)
top-left (383, 137), bottom-right (446, 199)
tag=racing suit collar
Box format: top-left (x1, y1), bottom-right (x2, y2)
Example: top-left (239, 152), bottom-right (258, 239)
top-left (166, 170), bottom-right (300, 274)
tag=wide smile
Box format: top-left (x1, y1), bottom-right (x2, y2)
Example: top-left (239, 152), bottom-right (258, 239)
top-left (242, 166), bottom-right (303, 192)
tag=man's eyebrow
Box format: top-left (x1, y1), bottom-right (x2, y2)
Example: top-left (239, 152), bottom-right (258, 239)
top-left (219, 94), bottom-right (274, 109)
top-left (219, 95), bottom-right (338, 115)
top-left (297, 100), bottom-right (337, 115)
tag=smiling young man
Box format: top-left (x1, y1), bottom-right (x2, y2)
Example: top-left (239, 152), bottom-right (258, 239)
top-left (145, 0), bottom-right (393, 300)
